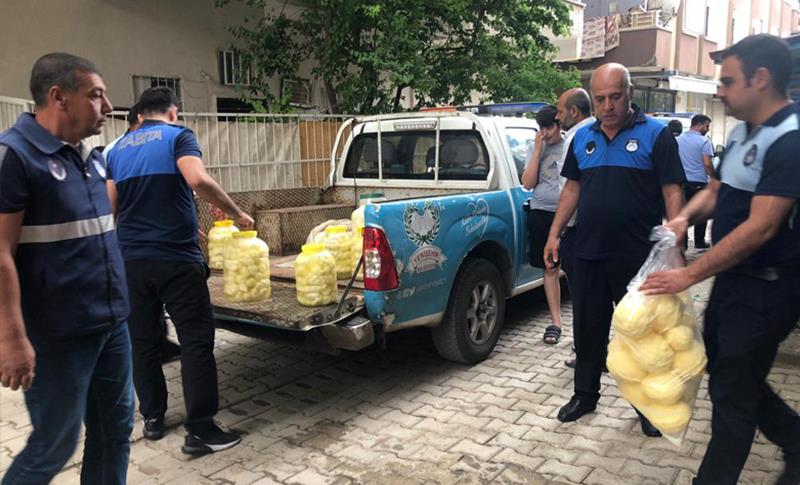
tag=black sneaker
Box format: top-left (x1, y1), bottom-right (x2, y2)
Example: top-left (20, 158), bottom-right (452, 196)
top-left (143, 417), bottom-right (164, 440)
top-left (182, 424), bottom-right (241, 455)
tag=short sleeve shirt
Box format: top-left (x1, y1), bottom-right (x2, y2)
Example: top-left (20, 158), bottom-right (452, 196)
top-left (106, 120), bottom-right (204, 263)
top-left (527, 139), bottom-right (564, 212)
top-left (712, 103), bottom-right (800, 267)
top-left (562, 107), bottom-right (686, 261)
top-left (677, 130), bottom-right (714, 183)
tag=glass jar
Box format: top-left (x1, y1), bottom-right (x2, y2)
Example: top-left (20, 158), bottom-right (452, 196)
top-left (223, 231), bottom-right (271, 302)
top-left (295, 243), bottom-right (337, 306)
top-left (322, 225), bottom-right (353, 280)
top-left (207, 220), bottom-right (239, 270)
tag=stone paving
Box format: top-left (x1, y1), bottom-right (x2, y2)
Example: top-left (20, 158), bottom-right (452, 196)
top-left (2, 249), bottom-right (799, 484)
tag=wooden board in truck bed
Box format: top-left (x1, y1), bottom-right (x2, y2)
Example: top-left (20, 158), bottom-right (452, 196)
top-left (208, 274), bottom-right (363, 331)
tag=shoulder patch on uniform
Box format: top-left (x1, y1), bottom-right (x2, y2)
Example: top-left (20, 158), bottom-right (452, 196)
top-left (585, 140), bottom-right (596, 155)
top-left (743, 144), bottom-right (758, 166)
top-left (625, 138), bottom-right (639, 152)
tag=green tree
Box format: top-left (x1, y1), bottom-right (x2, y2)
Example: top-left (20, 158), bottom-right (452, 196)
top-left (216, 0), bottom-right (579, 114)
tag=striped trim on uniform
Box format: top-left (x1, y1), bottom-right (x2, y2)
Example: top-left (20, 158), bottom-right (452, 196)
top-left (19, 214), bottom-right (115, 244)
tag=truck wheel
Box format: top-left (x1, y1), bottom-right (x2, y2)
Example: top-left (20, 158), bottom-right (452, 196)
top-left (432, 258), bottom-right (505, 364)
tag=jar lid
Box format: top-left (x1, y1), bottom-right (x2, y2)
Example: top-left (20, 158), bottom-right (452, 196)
top-left (302, 243), bottom-right (325, 253)
top-left (213, 220), bottom-right (234, 227)
top-left (233, 230), bottom-right (257, 238)
top-left (325, 225), bottom-right (348, 233)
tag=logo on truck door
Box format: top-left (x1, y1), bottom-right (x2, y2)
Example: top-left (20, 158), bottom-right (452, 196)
top-left (403, 201), bottom-right (446, 273)
top-left (403, 201), bottom-right (441, 247)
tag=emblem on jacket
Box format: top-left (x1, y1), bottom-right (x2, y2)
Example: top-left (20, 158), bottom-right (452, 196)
top-left (585, 141), bottom-right (596, 155)
top-left (47, 159), bottom-right (67, 181)
top-left (625, 138), bottom-right (639, 152)
top-left (743, 144), bottom-right (758, 166)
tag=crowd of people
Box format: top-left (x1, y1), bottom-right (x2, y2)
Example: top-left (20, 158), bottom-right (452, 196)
top-left (0, 32), bottom-right (798, 485)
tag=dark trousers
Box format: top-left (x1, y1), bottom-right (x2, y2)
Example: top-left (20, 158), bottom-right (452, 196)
top-left (2, 324), bottom-right (134, 485)
top-left (560, 226), bottom-right (577, 284)
top-left (684, 183), bottom-right (709, 246)
top-left (571, 257), bottom-right (642, 402)
top-left (695, 271), bottom-right (800, 485)
top-left (125, 260), bottom-right (219, 432)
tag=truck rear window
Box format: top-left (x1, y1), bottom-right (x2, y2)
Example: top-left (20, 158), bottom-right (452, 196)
top-left (342, 130), bottom-right (489, 180)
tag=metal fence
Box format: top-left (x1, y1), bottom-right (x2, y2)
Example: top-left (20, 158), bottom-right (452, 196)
top-left (0, 96), bottom-right (352, 192)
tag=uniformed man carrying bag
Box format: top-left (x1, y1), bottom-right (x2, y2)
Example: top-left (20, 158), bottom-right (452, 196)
top-left (642, 34), bottom-right (800, 485)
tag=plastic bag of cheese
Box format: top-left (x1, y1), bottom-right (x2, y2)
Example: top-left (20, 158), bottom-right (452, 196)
top-left (607, 226), bottom-right (707, 446)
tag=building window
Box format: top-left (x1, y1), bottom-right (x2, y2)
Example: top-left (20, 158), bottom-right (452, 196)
top-left (633, 87), bottom-right (676, 113)
top-left (281, 78), bottom-right (312, 106)
top-left (132, 75), bottom-right (182, 108)
top-left (218, 50), bottom-right (252, 86)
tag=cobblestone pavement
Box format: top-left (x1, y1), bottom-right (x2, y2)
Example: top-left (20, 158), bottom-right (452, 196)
top-left (2, 249), bottom-right (799, 484)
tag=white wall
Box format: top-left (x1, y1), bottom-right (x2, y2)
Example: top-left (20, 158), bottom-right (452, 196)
top-left (0, 0), bottom-right (259, 112)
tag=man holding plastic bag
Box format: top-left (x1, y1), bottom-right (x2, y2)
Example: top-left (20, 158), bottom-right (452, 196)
top-left (543, 63), bottom-right (686, 436)
top-left (642, 34), bottom-right (800, 485)
top-left (607, 227), bottom-right (707, 447)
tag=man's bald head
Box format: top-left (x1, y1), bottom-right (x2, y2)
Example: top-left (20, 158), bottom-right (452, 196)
top-left (591, 63), bottom-right (632, 91)
top-left (590, 63), bottom-right (634, 131)
top-left (556, 88), bottom-right (592, 130)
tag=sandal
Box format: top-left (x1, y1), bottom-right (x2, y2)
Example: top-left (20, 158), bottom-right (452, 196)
top-left (543, 325), bottom-right (562, 345)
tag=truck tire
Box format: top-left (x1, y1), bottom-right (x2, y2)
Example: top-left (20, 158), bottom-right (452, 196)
top-left (432, 258), bottom-right (506, 364)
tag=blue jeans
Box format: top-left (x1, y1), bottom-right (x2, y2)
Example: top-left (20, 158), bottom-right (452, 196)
top-left (2, 323), bottom-right (134, 485)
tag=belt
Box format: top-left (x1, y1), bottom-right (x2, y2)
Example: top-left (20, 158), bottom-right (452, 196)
top-left (727, 266), bottom-right (791, 281)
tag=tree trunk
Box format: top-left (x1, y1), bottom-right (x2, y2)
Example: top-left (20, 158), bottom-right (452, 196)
top-left (392, 84), bottom-right (407, 112)
top-left (324, 79), bottom-right (339, 114)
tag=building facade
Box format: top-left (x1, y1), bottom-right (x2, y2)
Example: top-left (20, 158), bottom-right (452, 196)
top-left (552, 0), bottom-right (800, 145)
top-left (0, 0), bottom-right (333, 113)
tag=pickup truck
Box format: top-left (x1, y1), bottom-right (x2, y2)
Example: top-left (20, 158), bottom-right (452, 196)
top-left (208, 106), bottom-right (546, 364)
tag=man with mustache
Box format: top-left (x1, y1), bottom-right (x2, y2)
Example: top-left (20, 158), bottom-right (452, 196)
top-left (544, 63), bottom-right (686, 435)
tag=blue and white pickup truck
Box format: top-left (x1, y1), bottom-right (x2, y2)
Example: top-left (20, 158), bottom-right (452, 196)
top-left (210, 107), bottom-right (546, 364)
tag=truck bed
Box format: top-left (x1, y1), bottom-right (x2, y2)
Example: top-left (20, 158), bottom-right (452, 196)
top-left (209, 254), bottom-right (364, 331)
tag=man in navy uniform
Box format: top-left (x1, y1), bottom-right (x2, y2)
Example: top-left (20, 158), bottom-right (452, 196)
top-left (0, 53), bottom-right (133, 484)
top-left (642, 34), bottom-right (800, 485)
top-left (544, 63), bottom-right (686, 435)
top-left (106, 86), bottom-right (252, 455)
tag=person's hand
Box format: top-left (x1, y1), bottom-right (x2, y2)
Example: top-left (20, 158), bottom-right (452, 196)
top-left (543, 235), bottom-right (560, 270)
top-left (0, 335), bottom-right (35, 391)
top-left (534, 129), bottom-right (545, 152)
top-left (235, 213), bottom-right (254, 230)
top-left (640, 268), bottom-right (693, 295)
top-left (664, 216), bottom-right (689, 248)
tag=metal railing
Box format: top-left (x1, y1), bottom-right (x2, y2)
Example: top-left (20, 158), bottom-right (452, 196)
top-left (0, 96), bottom-right (352, 192)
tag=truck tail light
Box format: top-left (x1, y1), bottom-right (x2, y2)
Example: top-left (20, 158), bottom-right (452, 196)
top-left (362, 227), bottom-right (398, 291)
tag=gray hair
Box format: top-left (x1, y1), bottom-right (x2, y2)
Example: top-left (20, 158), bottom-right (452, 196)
top-left (566, 89), bottom-right (592, 117)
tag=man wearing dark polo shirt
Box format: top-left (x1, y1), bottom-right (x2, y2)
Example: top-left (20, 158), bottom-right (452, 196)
top-left (642, 34), bottom-right (800, 485)
top-left (106, 87), bottom-right (253, 455)
top-left (543, 63), bottom-right (686, 435)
